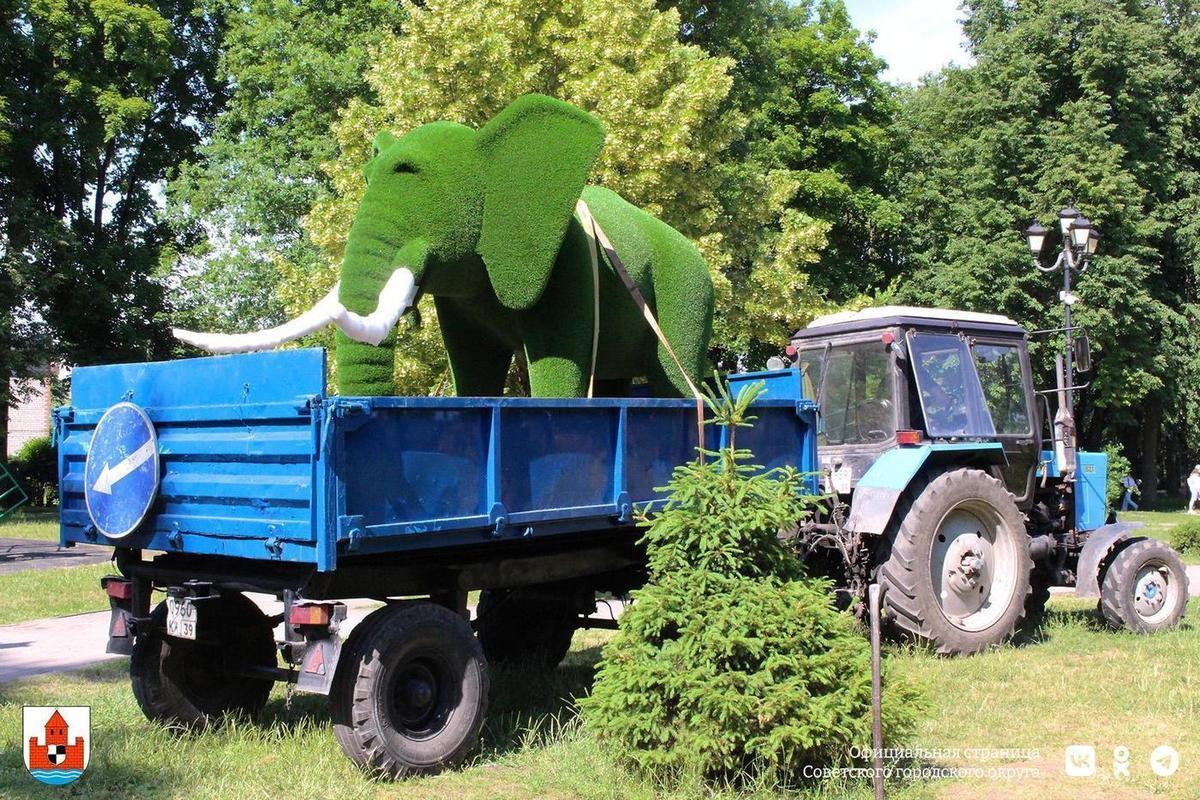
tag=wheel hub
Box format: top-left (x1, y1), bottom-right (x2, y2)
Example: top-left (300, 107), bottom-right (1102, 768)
top-left (392, 661), bottom-right (440, 730)
top-left (929, 504), bottom-right (1018, 632)
top-left (1134, 569), bottom-right (1168, 618)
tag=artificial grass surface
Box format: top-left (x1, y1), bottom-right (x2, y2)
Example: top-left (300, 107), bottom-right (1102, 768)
top-left (334, 94), bottom-right (713, 399)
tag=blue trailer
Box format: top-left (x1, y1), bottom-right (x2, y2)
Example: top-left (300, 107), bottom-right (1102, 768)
top-left (57, 347), bottom-right (817, 776)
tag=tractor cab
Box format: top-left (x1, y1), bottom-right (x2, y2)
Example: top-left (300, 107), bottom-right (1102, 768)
top-left (790, 306), bottom-right (1038, 505)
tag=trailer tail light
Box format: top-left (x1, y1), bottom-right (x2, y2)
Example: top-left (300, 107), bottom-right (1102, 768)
top-left (289, 603), bottom-right (334, 627)
top-left (881, 331), bottom-right (895, 345)
top-left (102, 576), bottom-right (133, 601)
top-left (896, 429), bottom-right (924, 446)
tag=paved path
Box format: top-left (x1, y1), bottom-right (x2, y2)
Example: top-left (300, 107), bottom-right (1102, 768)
top-left (0, 538), bottom-right (111, 575)
top-left (0, 597), bottom-right (626, 685)
top-left (0, 596), bottom-right (381, 684)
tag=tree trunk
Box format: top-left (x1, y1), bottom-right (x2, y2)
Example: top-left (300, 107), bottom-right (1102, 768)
top-left (1165, 424), bottom-right (1181, 501)
top-left (1139, 396), bottom-right (1162, 510)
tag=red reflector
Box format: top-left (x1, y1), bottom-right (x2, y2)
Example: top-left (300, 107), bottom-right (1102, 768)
top-left (289, 603), bottom-right (332, 627)
top-left (104, 579), bottom-right (133, 601)
top-left (896, 429), bottom-right (924, 446)
top-left (881, 331), bottom-right (895, 345)
top-left (785, 344), bottom-right (797, 357)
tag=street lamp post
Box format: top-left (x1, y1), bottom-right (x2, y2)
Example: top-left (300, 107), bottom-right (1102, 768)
top-left (1023, 207), bottom-right (1101, 479)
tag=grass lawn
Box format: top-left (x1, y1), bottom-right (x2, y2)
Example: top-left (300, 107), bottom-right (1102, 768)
top-left (1120, 509), bottom-right (1200, 563)
top-left (1, 599), bottom-right (1196, 800)
top-left (0, 562), bottom-right (112, 625)
top-left (0, 507), bottom-right (59, 542)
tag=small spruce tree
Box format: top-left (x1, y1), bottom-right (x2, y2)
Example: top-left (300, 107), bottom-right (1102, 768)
top-left (582, 379), bottom-right (921, 783)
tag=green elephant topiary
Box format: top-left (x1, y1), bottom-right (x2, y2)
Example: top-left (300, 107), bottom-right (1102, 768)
top-left (176, 94), bottom-right (715, 398)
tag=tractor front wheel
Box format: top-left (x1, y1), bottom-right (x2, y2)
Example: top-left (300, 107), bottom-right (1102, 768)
top-left (1099, 538), bottom-right (1189, 634)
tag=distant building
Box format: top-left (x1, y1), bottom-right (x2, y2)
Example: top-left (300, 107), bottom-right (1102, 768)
top-left (8, 368), bottom-right (55, 457)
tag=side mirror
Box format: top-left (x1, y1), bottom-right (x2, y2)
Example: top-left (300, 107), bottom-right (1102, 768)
top-left (1073, 331), bottom-right (1092, 374)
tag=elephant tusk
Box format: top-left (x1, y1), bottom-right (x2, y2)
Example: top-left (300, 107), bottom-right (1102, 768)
top-left (172, 268), bottom-right (418, 353)
top-left (330, 267), bottom-right (418, 346)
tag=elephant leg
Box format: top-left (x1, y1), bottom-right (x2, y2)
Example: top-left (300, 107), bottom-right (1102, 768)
top-left (644, 258), bottom-right (714, 397)
top-left (336, 333), bottom-right (395, 396)
top-left (522, 260), bottom-right (595, 398)
top-left (436, 297), bottom-right (514, 397)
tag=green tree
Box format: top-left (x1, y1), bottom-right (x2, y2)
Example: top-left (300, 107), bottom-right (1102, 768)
top-left (299, 0), bottom-right (770, 393)
top-left (166, 0), bottom-right (406, 334)
top-left (0, 0), bottom-right (225, 449)
top-left (582, 380), bottom-right (921, 781)
top-left (891, 0), bottom-right (1199, 503)
top-left (668, 0), bottom-right (897, 364)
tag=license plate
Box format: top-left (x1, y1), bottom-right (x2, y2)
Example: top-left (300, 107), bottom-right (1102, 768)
top-left (829, 464), bottom-right (853, 494)
top-left (166, 596), bottom-right (198, 640)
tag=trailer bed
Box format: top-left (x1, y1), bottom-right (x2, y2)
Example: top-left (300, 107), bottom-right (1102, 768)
top-left (57, 350), bottom-right (817, 572)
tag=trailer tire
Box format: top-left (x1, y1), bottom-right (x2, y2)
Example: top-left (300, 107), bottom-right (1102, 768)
top-left (331, 601), bottom-right (488, 778)
top-left (878, 468), bottom-right (1032, 655)
top-left (475, 588), bottom-right (576, 668)
top-left (1099, 538), bottom-right (1189, 634)
top-left (130, 592), bottom-right (275, 727)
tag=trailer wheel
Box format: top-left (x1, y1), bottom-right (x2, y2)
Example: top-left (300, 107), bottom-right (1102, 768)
top-left (331, 601), bottom-right (488, 778)
top-left (130, 592), bottom-right (275, 727)
top-left (878, 468), bottom-right (1032, 655)
top-left (1099, 538), bottom-right (1189, 634)
top-left (475, 588), bottom-right (577, 667)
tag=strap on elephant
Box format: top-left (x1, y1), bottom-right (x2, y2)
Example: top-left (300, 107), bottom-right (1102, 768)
top-left (575, 199), bottom-right (707, 457)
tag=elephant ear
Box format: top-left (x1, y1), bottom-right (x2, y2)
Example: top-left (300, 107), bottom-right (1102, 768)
top-left (475, 94), bottom-right (606, 310)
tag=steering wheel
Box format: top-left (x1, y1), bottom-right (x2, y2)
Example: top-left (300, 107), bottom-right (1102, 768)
top-left (856, 398), bottom-right (894, 443)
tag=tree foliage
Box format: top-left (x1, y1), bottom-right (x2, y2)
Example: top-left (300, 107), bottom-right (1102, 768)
top-left (890, 0), bottom-right (1200, 495)
top-left (582, 381), bottom-right (922, 781)
top-left (0, 0), bottom-right (226, 375)
top-left (166, 0), bottom-right (406, 334)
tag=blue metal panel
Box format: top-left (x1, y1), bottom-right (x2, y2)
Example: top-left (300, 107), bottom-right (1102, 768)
top-left (332, 394), bottom-right (817, 563)
top-left (1075, 450), bottom-right (1108, 532)
top-left (58, 351), bottom-right (820, 573)
top-left (854, 442), bottom-right (1005, 491)
top-left (59, 350), bottom-right (326, 564)
top-left (501, 408), bottom-right (617, 514)
top-left (845, 442), bottom-right (1006, 534)
top-left (70, 349), bottom-right (325, 409)
top-left (727, 368), bottom-right (804, 401)
top-left (1036, 449), bottom-right (1109, 532)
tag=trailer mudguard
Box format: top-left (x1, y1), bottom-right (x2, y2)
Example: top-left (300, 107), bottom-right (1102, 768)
top-left (844, 442), bottom-right (1006, 535)
top-left (1074, 521), bottom-right (1145, 598)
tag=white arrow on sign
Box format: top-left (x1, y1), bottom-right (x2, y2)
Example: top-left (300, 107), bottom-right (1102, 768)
top-left (93, 439), bottom-right (156, 495)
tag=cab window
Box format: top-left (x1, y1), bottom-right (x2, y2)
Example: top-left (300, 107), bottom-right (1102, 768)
top-left (972, 343), bottom-right (1031, 435)
top-left (908, 332), bottom-right (996, 438)
top-left (802, 342), bottom-right (895, 446)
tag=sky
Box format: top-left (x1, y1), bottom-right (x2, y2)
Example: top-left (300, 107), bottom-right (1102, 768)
top-left (841, 0), bottom-right (973, 84)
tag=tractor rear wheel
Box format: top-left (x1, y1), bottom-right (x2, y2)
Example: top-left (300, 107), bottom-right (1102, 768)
top-left (879, 468), bottom-right (1032, 655)
top-left (1099, 538), bottom-right (1189, 634)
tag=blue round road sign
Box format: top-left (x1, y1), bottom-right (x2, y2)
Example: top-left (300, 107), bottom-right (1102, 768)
top-left (84, 402), bottom-right (160, 539)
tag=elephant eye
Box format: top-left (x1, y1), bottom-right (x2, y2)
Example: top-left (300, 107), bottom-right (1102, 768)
top-left (393, 161), bottom-right (418, 175)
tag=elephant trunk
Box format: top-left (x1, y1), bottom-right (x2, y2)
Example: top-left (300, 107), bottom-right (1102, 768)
top-left (171, 267), bottom-right (418, 355)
